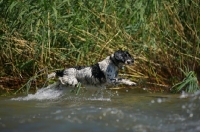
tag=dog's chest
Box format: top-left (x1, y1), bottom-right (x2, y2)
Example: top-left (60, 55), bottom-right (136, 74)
top-left (105, 64), bottom-right (118, 79)
top-left (98, 60), bottom-right (118, 79)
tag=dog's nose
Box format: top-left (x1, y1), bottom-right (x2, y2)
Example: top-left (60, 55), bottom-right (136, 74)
top-left (127, 60), bottom-right (134, 64)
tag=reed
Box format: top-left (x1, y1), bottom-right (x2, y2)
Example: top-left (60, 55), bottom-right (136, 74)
top-left (171, 68), bottom-right (200, 93)
top-left (0, 0), bottom-right (200, 93)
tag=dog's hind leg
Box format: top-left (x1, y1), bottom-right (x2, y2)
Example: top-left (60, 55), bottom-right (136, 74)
top-left (59, 76), bottom-right (78, 87)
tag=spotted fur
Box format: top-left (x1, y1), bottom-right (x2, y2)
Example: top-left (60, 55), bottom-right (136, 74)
top-left (48, 50), bottom-right (137, 88)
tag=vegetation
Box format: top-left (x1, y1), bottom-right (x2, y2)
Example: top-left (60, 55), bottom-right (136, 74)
top-left (171, 68), bottom-right (200, 93)
top-left (0, 0), bottom-right (200, 94)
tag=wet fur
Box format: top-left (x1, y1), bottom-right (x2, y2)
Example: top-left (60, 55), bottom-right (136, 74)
top-left (48, 50), bottom-right (136, 89)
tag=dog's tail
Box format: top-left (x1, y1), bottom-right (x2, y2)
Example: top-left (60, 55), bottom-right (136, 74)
top-left (47, 70), bottom-right (64, 79)
top-left (47, 72), bottom-right (56, 79)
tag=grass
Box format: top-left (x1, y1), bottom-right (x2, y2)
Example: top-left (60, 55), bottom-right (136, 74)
top-left (0, 0), bottom-right (200, 94)
top-left (171, 67), bottom-right (200, 93)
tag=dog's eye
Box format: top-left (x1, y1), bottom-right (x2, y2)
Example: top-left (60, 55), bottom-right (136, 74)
top-left (124, 54), bottom-right (128, 57)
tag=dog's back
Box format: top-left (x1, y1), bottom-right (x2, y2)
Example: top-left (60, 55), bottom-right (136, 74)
top-left (48, 50), bottom-right (136, 88)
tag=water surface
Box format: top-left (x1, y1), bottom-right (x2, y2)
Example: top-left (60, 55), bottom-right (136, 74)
top-left (0, 87), bottom-right (200, 132)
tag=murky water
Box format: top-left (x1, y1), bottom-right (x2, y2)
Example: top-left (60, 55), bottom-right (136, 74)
top-left (0, 86), bottom-right (200, 132)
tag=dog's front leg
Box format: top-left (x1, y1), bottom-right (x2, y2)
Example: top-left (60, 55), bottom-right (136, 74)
top-left (110, 78), bottom-right (137, 86)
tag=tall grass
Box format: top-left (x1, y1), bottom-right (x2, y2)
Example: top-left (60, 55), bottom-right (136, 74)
top-left (171, 67), bottom-right (199, 93)
top-left (0, 0), bottom-right (200, 93)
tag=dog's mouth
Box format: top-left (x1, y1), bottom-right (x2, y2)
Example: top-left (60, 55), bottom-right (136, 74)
top-left (125, 59), bottom-right (134, 65)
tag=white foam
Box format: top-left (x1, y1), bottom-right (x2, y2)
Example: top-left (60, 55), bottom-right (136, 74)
top-left (11, 84), bottom-right (64, 101)
top-left (179, 91), bottom-right (189, 98)
top-left (87, 97), bottom-right (111, 101)
top-left (11, 82), bottom-right (112, 101)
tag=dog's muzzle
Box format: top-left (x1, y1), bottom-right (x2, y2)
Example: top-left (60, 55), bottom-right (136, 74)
top-left (125, 59), bottom-right (134, 65)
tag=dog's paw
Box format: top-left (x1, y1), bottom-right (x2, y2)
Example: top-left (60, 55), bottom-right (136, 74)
top-left (131, 82), bottom-right (137, 86)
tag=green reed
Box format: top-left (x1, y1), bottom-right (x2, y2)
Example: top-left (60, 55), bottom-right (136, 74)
top-left (0, 0), bottom-right (199, 93)
top-left (171, 68), bottom-right (200, 93)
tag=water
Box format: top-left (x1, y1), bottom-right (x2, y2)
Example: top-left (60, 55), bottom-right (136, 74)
top-left (0, 86), bottom-right (200, 132)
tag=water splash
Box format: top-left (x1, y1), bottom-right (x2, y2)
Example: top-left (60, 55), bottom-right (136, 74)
top-left (87, 97), bottom-right (111, 101)
top-left (11, 83), bottom-right (64, 101)
top-left (179, 91), bottom-right (189, 98)
top-left (11, 83), bottom-right (112, 101)
top-left (179, 90), bottom-right (200, 98)
top-left (180, 90), bottom-right (200, 118)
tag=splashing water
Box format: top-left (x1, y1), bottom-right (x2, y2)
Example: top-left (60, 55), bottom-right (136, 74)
top-left (11, 83), bottom-right (112, 101)
top-left (11, 87), bottom-right (64, 101)
top-left (1, 88), bottom-right (200, 132)
top-left (11, 82), bottom-right (65, 101)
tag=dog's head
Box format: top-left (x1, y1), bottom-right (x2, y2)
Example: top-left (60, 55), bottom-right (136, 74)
top-left (112, 50), bottom-right (134, 66)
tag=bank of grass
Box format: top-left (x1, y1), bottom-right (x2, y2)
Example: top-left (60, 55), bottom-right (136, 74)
top-left (0, 0), bottom-right (200, 94)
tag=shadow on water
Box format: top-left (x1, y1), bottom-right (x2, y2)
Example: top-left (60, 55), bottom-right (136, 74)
top-left (0, 85), bottom-right (200, 132)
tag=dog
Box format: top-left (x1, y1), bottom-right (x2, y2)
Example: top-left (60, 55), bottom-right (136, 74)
top-left (48, 50), bottom-right (137, 89)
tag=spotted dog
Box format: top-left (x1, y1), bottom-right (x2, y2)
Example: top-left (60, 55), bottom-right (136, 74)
top-left (48, 50), bottom-right (137, 89)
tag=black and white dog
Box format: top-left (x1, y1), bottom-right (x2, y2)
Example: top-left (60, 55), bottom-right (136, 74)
top-left (48, 50), bottom-right (136, 89)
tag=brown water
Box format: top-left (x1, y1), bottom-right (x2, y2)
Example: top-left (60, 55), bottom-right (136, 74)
top-left (0, 87), bottom-right (200, 132)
